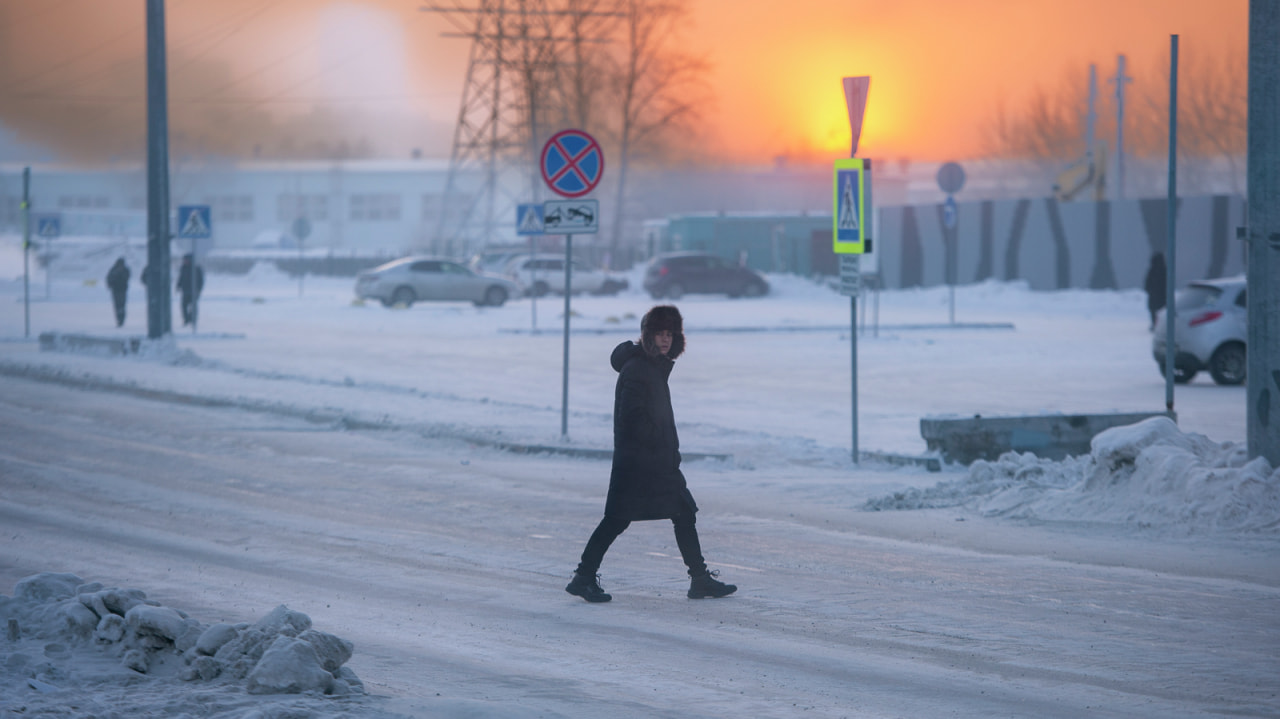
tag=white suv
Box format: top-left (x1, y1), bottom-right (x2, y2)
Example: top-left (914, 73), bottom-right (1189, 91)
top-left (1152, 276), bottom-right (1247, 385)
top-left (503, 254), bottom-right (628, 297)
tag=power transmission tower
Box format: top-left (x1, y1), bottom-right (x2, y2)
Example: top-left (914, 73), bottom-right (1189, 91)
top-left (419, 0), bottom-right (617, 258)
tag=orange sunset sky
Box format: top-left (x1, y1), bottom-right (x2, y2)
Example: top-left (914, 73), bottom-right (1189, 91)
top-left (0, 0), bottom-right (1250, 165)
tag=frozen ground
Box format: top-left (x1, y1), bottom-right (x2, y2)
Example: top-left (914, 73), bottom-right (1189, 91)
top-left (1, 236), bottom-right (1277, 718)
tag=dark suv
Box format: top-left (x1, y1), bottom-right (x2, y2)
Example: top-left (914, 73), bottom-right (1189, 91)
top-left (643, 252), bottom-right (769, 300)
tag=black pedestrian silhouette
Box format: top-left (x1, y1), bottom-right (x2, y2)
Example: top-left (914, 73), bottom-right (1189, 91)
top-left (106, 258), bottom-right (130, 327)
top-left (177, 254), bottom-right (205, 327)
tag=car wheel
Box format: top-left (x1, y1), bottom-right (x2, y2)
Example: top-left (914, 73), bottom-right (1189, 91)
top-left (1170, 365), bottom-right (1195, 384)
top-left (741, 281), bottom-right (765, 298)
top-left (483, 286), bottom-right (508, 307)
top-left (665, 282), bottom-right (684, 300)
top-left (1208, 342), bottom-right (1246, 385)
top-left (531, 281), bottom-right (550, 297)
top-left (391, 287), bottom-right (416, 307)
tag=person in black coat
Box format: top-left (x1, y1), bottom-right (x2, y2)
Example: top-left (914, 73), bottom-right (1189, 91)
top-left (176, 254), bottom-right (205, 326)
top-left (566, 305), bottom-right (737, 602)
top-left (1144, 252), bottom-right (1167, 331)
top-left (105, 257), bottom-right (130, 327)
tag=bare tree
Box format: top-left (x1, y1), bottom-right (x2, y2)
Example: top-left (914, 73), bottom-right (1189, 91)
top-left (604, 0), bottom-right (708, 263)
top-left (984, 49), bottom-right (1247, 197)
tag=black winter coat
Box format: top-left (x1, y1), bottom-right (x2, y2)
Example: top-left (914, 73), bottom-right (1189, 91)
top-left (605, 341), bottom-right (697, 521)
top-left (106, 260), bottom-right (130, 296)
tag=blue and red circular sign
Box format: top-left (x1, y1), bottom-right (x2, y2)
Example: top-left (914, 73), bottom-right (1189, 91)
top-left (540, 129), bottom-right (604, 198)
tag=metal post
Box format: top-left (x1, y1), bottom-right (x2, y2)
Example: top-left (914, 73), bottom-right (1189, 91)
top-left (1164, 35), bottom-right (1179, 412)
top-left (1247, 1), bottom-right (1280, 464)
top-left (145, 0), bottom-right (173, 339)
top-left (22, 167), bottom-right (30, 338)
top-left (850, 295), bottom-right (859, 464)
top-left (561, 235), bottom-right (573, 437)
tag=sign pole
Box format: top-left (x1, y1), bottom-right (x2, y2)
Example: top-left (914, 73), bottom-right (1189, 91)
top-left (22, 167), bottom-right (30, 338)
top-left (561, 234), bottom-right (573, 438)
top-left (1164, 35), bottom-right (1179, 413)
top-left (850, 293), bottom-right (858, 462)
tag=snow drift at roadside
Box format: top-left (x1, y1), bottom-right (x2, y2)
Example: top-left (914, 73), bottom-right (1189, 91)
top-left (866, 417), bottom-right (1280, 534)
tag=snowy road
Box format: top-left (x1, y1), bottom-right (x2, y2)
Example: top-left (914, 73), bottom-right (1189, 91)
top-left (2, 376), bottom-right (1276, 718)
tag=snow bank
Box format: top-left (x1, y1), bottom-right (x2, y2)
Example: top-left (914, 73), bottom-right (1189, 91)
top-left (0, 573), bottom-right (376, 718)
top-left (865, 417), bottom-right (1280, 534)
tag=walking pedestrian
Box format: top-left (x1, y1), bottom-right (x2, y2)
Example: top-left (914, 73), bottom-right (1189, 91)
top-left (566, 305), bottom-right (737, 602)
top-left (106, 257), bottom-right (130, 327)
top-left (176, 254), bottom-right (204, 327)
top-left (1144, 252), bottom-right (1167, 331)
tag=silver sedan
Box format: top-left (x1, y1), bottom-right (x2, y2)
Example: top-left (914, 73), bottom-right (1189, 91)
top-left (355, 256), bottom-right (519, 308)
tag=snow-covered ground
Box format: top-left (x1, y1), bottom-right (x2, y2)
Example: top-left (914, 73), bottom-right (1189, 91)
top-left (1, 235), bottom-right (1276, 718)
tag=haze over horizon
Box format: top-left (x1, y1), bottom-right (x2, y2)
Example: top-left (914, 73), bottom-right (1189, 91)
top-left (0, 0), bottom-right (1248, 166)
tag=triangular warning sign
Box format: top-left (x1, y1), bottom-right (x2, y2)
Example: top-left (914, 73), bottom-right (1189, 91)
top-left (519, 206), bottom-right (543, 233)
top-left (838, 175), bottom-right (859, 232)
top-left (180, 209), bottom-right (210, 237)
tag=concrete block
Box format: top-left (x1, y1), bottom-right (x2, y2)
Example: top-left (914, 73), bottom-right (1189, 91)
top-left (920, 412), bottom-right (1175, 465)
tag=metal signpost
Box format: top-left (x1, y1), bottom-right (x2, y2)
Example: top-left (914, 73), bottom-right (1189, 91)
top-left (540, 129), bottom-right (604, 438)
top-left (833, 157), bottom-right (872, 464)
top-left (177, 205), bottom-right (211, 334)
top-left (21, 167), bottom-right (30, 337)
top-left (35, 213), bottom-right (60, 300)
top-left (936, 161), bottom-right (966, 325)
top-left (516, 203), bottom-right (545, 331)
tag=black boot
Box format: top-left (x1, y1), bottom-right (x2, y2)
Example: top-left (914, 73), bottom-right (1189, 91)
top-left (688, 569), bottom-right (736, 599)
top-left (565, 572), bottom-right (612, 603)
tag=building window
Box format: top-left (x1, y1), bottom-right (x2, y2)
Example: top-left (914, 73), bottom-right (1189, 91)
top-left (277, 194), bottom-right (329, 222)
top-left (205, 195), bottom-right (254, 222)
top-left (350, 194), bottom-right (401, 222)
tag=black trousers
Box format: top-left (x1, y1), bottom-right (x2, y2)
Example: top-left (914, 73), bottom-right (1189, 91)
top-left (111, 292), bottom-right (126, 327)
top-left (576, 512), bottom-right (707, 578)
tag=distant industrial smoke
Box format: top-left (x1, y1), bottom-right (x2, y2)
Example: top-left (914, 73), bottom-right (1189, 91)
top-left (0, 1), bottom-right (453, 164)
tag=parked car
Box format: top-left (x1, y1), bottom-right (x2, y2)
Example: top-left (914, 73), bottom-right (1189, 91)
top-left (1151, 276), bottom-right (1247, 385)
top-left (355, 256), bottom-right (519, 307)
top-left (643, 252), bottom-right (768, 300)
top-left (502, 254), bottom-right (628, 297)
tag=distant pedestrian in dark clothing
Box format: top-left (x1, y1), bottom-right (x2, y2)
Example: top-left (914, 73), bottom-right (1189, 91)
top-left (106, 257), bottom-right (130, 327)
top-left (566, 305), bottom-right (737, 603)
top-left (176, 254), bottom-right (204, 327)
top-left (1144, 252), bottom-right (1167, 331)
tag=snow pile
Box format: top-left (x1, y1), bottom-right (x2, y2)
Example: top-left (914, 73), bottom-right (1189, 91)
top-left (866, 417), bottom-right (1280, 534)
top-left (1, 573), bottom-right (373, 718)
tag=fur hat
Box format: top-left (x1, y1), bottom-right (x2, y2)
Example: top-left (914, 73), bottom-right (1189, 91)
top-left (640, 305), bottom-right (685, 359)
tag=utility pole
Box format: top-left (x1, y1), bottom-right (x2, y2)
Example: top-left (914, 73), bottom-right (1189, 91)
top-left (1247, 1), bottom-right (1280, 464)
top-left (419, 0), bottom-right (616, 257)
top-left (145, 0), bottom-right (172, 339)
top-left (1109, 54), bottom-right (1132, 200)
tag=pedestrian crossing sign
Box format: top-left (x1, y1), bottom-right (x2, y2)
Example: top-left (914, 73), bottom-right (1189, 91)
top-left (833, 158), bottom-right (871, 254)
top-left (516, 203), bottom-right (545, 236)
top-left (177, 205), bottom-right (212, 239)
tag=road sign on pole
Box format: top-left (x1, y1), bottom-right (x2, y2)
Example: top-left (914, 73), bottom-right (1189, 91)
top-left (516, 203), bottom-right (545, 235)
top-left (177, 205), bottom-right (212, 239)
top-left (541, 129), bottom-right (604, 198)
top-left (833, 158), bottom-right (871, 254)
top-left (35, 214), bottom-right (61, 239)
top-left (543, 199), bottom-right (598, 234)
